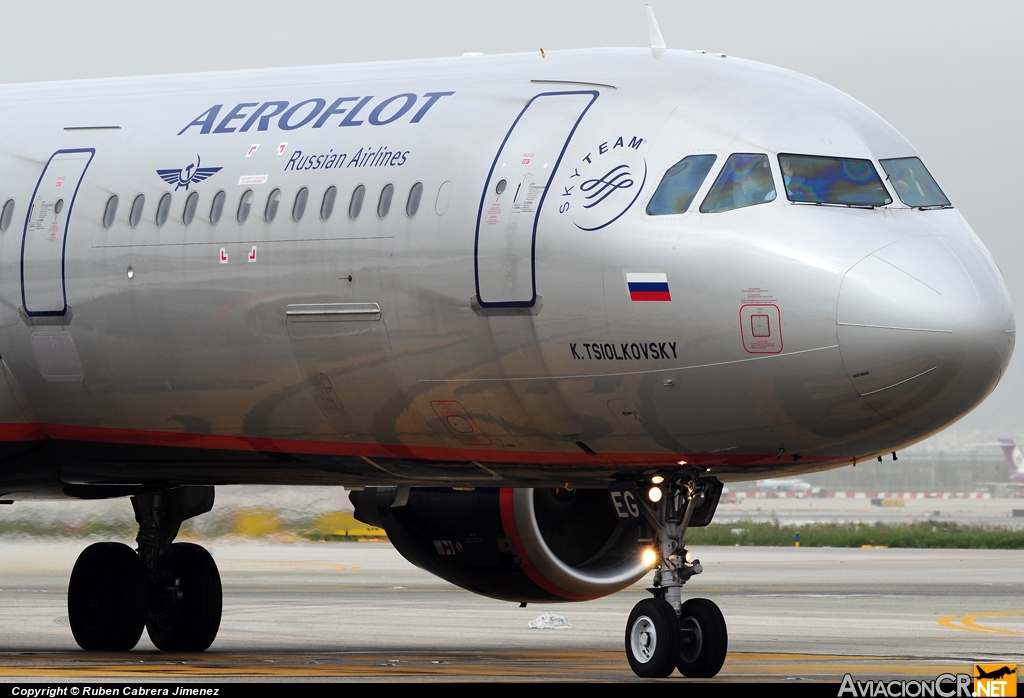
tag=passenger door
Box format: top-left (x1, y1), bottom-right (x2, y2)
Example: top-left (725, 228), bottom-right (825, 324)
top-left (474, 91), bottom-right (597, 308)
top-left (21, 149), bottom-right (95, 317)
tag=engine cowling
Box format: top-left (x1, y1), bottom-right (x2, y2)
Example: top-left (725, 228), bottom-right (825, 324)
top-left (350, 487), bottom-right (651, 602)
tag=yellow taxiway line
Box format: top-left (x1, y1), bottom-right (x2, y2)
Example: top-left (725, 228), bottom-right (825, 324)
top-left (0, 651), bottom-right (979, 680)
top-left (937, 609), bottom-right (1024, 635)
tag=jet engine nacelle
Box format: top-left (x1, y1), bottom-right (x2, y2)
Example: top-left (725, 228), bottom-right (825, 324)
top-left (350, 487), bottom-right (653, 602)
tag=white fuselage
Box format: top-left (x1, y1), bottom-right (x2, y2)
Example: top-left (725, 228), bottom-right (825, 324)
top-left (0, 48), bottom-right (1012, 497)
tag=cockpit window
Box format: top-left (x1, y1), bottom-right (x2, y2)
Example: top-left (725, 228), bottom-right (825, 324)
top-left (879, 157), bottom-right (951, 208)
top-left (699, 153), bottom-right (776, 213)
top-left (779, 154), bottom-right (891, 207)
top-left (646, 154), bottom-right (717, 215)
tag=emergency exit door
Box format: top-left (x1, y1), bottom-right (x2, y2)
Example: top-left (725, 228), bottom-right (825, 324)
top-left (474, 91), bottom-right (597, 308)
top-left (21, 148), bottom-right (95, 317)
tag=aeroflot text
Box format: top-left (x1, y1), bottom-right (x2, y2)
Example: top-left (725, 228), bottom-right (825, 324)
top-left (11, 689), bottom-right (219, 697)
top-left (178, 92), bottom-right (455, 135)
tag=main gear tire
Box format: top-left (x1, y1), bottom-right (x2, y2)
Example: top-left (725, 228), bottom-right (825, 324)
top-left (146, 542), bottom-right (222, 652)
top-left (68, 542), bottom-right (147, 651)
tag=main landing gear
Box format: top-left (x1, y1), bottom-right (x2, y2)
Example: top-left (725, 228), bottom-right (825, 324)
top-left (67, 486), bottom-right (222, 652)
top-left (625, 475), bottom-right (728, 678)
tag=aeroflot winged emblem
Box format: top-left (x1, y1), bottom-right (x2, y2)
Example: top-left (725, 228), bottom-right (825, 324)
top-left (156, 155), bottom-right (222, 190)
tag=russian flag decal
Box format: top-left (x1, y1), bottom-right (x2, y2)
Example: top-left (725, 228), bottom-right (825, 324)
top-left (626, 273), bottom-right (671, 301)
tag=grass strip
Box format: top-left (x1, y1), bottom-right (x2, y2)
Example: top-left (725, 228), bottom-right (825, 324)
top-left (1, 515), bottom-right (1020, 549)
top-left (687, 520), bottom-right (1024, 549)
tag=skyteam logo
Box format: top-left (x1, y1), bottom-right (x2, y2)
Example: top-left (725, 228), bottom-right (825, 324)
top-left (558, 135), bottom-right (647, 232)
top-left (157, 155), bottom-right (223, 190)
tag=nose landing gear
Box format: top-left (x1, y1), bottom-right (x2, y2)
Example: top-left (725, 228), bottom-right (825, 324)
top-left (66, 486), bottom-right (222, 652)
top-left (624, 475), bottom-right (727, 678)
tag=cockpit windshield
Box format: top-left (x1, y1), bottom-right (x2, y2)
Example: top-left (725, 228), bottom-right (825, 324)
top-left (646, 155), bottom-right (717, 215)
top-left (779, 154), bottom-right (891, 207)
top-left (699, 154), bottom-right (777, 214)
top-left (879, 157), bottom-right (951, 208)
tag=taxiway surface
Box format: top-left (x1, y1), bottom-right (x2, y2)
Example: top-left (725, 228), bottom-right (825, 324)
top-left (0, 539), bottom-right (1021, 681)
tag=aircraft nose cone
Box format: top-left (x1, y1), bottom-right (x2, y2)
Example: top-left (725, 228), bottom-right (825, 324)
top-left (837, 236), bottom-right (1014, 432)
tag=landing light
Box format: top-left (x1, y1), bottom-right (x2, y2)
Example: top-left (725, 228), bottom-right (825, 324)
top-left (651, 475), bottom-right (664, 484)
top-left (677, 460), bottom-right (687, 465)
top-left (648, 486), bottom-right (663, 503)
top-left (641, 548), bottom-right (658, 567)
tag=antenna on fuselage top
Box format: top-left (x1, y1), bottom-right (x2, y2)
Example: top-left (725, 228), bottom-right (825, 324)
top-left (646, 4), bottom-right (667, 58)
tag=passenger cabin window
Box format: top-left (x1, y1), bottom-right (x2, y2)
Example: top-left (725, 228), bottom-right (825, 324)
top-left (435, 181), bottom-right (452, 216)
top-left (700, 154), bottom-right (777, 213)
top-left (292, 187), bottom-right (308, 221)
top-left (128, 194), bottom-right (145, 228)
top-left (210, 190), bottom-right (226, 224)
top-left (377, 183), bottom-right (394, 219)
top-left (879, 157), bottom-right (951, 208)
top-left (779, 154), bottom-right (891, 207)
top-left (320, 186), bottom-right (337, 220)
top-left (349, 185), bottom-right (365, 219)
top-left (183, 192), bottom-right (199, 225)
top-left (0, 199), bottom-right (14, 232)
top-left (406, 182), bottom-right (423, 217)
top-left (265, 188), bottom-right (281, 222)
top-left (102, 195), bottom-right (118, 229)
top-left (155, 193), bottom-right (172, 227)
top-left (647, 155), bottom-right (717, 215)
top-left (237, 189), bottom-right (254, 223)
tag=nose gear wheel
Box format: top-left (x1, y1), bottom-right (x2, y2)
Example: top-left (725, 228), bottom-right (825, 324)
top-left (677, 597), bottom-right (728, 677)
top-left (625, 597), bottom-right (681, 678)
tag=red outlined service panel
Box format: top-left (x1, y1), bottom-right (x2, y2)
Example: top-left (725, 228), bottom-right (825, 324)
top-left (430, 400), bottom-right (492, 446)
top-left (739, 304), bottom-right (783, 354)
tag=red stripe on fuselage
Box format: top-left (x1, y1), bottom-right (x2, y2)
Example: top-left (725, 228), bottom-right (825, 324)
top-left (0, 421), bottom-right (847, 468)
top-left (0, 422), bottom-right (47, 441)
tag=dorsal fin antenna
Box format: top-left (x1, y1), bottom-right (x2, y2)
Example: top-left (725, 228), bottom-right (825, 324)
top-left (646, 4), bottom-right (667, 52)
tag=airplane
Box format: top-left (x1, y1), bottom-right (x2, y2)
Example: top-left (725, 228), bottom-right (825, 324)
top-left (975, 666), bottom-right (1017, 681)
top-left (976, 438), bottom-right (1024, 488)
top-left (996, 439), bottom-right (1024, 483)
top-left (755, 477), bottom-right (813, 492)
top-left (0, 6), bottom-right (1014, 680)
